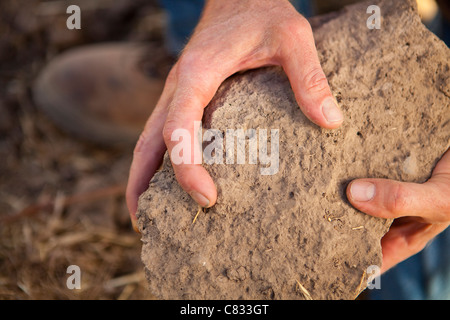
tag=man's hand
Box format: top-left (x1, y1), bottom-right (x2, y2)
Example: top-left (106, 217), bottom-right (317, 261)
top-left (126, 0), bottom-right (343, 229)
top-left (347, 149), bottom-right (450, 273)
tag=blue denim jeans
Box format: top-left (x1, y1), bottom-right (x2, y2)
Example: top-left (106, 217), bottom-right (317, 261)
top-left (158, 0), bottom-right (450, 300)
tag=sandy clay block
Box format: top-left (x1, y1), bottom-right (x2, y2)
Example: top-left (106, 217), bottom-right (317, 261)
top-left (137, 0), bottom-right (450, 299)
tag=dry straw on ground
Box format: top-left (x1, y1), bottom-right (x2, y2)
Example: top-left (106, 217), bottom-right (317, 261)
top-left (0, 0), bottom-right (164, 300)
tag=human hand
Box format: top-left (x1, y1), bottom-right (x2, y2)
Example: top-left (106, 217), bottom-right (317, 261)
top-left (347, 148), bottom-right (450, 273)
top-left (126, 0), bottom-right (344, 230)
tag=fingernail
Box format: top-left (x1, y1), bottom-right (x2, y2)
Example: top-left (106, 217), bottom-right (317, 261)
top-left (322, 98), bottom-right (343, 124)
top-left (350, 181), bottom-right (376, 202)
top-left (190, 191), bottom-right (210, 207)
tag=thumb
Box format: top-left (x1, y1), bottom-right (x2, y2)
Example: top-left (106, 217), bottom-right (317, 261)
top-left (347, 149), bottom-right (450, 223)
top-left (346, 178), bottom-right (449, 224)
top-left (280, 18), bottom-right (344, 129)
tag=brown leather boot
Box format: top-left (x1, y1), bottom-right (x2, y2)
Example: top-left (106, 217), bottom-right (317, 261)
top-left (33, 42), bottom-right (173, 148)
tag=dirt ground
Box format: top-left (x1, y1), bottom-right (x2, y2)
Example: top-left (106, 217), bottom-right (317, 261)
top-left (0, 0), bottom-right (167, 300)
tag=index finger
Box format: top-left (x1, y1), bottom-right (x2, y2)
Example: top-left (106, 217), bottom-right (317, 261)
top-left (162, 64), bottom-right (225, 208)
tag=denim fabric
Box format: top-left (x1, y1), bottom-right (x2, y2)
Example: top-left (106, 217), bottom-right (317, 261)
top-left (291, 0), bottom-right (314, 17)
top-left (159, 0), bottom-right (450, 300)
top-left (427, 11), bottom-right (450, 47)
top-left (158, 0), bottom-right (205, 56)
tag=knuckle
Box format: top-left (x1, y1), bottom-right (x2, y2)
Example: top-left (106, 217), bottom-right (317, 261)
top-left (175, 168), bottom-right (190, 187)
top-left (134, 130), bottom-right (148, 154)
top-left (437, 181), bottom-right (450, 220)
top-left (296, 15), bottom-right (313, 34)
top-left (165, 65), bottom-right (178, 86)
top-left (302, 67), bottom-right (329, 93)
top-left (162, 121), bottom-right (176, 144)
top-left (173, 52), bottom-right (210, 99)
top-left (386, 183), bottom-right (408, 216)
top-left (176, 51), bottom-right (203, 76)
top-left (278, 15), bottom-right (311, 38)
top-left (162, 116), bottom-right (187, 145)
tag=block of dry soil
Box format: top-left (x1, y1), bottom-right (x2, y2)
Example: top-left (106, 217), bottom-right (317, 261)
top-left (137, 0), bottom-right (450, 300)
